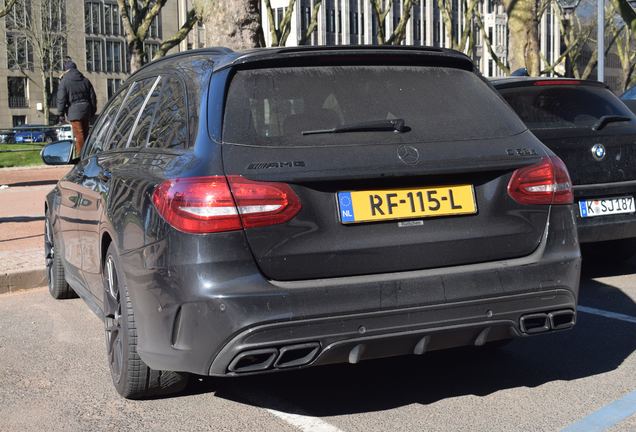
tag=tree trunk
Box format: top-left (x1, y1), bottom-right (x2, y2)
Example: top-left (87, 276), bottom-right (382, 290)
top-left (129, 40), bottom-right (145, 73)
top-left (204, 0), bottom-right (264, 49)
top-left (41, 70), bottom-right (49, 125)
top-left (504, 0), bottom-right (541, 76)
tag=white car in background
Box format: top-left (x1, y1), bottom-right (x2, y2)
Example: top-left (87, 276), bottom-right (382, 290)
top-left (56, 125), bottom-right (73, 141)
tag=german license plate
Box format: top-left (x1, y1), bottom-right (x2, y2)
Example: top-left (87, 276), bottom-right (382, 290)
top-left (579, 196), bottom-right (635, 218)
top-left (337, 185), bottom-right (477, 224)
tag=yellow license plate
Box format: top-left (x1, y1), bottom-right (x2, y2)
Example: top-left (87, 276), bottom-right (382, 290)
top-left (337, 185), bottom-right (477, 224)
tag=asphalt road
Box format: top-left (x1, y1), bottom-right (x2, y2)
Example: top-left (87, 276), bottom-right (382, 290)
top-left (1, 255), bottom-right (635, 432)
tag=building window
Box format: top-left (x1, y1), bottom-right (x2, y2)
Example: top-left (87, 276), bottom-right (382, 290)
top-left (8, 77), bottom-right (28, 108)
top-left (107, 78), bottom-right (122, 100)
top-left (13, 116), bottom-right (27, 127)
top-left (105, 40), bottom-right (124, 72)
top-left (144, 42), bottom-right (159, 63)
top-left (148, 15), bottom-right (161, 38)
top-left (5, 0), bottom-right (31, 30)
top-left (46, 77), bottom-right (60, 106)
top-left (488, 59), bottom-right (494, 76)
top-left (6, 33), bottom-right (33, 70)
top-left (86, 38), bottom-right (104, 72)
top-left (85, 1), bottom-right (102, 34)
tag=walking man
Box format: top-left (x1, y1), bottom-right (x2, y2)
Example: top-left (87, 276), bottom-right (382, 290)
top-left (57, 59), bottom-right (97, 156)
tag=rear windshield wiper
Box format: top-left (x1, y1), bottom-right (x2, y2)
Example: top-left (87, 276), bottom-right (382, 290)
top-left (592, 115), bottom-right (633, 131)
top-left (302, 119), bottom-right (409, 135)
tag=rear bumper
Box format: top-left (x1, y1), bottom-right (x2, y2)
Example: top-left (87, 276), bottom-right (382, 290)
top-left (124, 206), bottom-right (580, 376)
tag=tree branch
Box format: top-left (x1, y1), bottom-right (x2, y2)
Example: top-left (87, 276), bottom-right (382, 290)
top-left (0, 0), bottom-right (17, 18)
top-left (154, 6), bottom-right (197, 59)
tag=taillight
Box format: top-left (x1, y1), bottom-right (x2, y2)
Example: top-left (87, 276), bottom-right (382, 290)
top-left (152, 175), bottom-right (301, 234)
top-left (507, 156), bottom-right (573, 205)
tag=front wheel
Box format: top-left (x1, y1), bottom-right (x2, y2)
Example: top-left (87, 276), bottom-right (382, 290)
top-left (103, 244), bottom-right (188, 399)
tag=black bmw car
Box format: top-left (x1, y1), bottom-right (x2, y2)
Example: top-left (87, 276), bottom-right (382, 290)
top-left (42, 47), bottom-right (580, 399)
top-left (493, 78), bottom-right (636, 256)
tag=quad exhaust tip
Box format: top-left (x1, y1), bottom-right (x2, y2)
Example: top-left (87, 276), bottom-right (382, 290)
top-left (520, 309), bottom-right (575, 334)
top-left (228, 342), bottom-right (320, 373)
top-left (228, 348), bottom-right (278, 373)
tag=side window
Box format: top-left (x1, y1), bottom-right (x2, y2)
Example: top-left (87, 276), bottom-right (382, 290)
top-left (147, 76), bottom-right (189, 149)
top-left (83, 85), bottom-right (129, 158)
top-left (107, 77), bottom-right (155, 150)
top-left (129, 77), bottom-right (162, 149)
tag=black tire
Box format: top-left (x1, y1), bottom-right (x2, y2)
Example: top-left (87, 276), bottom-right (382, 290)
top-left (45, 215), bottom-right (76, 299)
top-left (103, 244), bottom-right (188, 399)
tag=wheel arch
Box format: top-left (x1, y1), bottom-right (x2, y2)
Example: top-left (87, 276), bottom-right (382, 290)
top-left (101, 230), bottom-right (113, 274)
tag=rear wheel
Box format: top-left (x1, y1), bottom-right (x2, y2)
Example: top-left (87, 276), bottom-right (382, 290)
top-left (103, 244), bottom-right (188, 399)
top-left (45, 216), bottom-right (76, 299)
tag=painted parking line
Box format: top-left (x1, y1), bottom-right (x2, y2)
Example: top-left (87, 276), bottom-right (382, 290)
top-left (265, 408), bottom-right (345, 432)
top-left (578, 305), bottom-right (636, 325)
top-left (561, 390), bottom-right (636, 432)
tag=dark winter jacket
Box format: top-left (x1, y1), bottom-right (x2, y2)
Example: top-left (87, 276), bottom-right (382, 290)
top-left (56, 68), bottom-right (97, 121)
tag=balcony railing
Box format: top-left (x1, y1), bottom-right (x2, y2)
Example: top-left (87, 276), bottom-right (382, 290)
top-left (8, 96), bottom-right (28, 108)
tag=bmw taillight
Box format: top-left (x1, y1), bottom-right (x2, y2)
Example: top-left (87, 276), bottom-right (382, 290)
top-left (507, 156), bottom-right (573, 205)
top-left (152, 175), bottom-right (301, 234)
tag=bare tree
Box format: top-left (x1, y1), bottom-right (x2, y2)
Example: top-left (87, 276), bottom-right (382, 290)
top-left (116, 0), bottom-right (202, 73)
top-left (503, 0), bottom-right (552, 76)
top-left (6, 0), bottom-right (70, 125)
top-left (369, 0), bottom-right (418, 45)
top-left (202, 0), bottom-right (265, 49)
top-left (550, 5), bottom-right (620, 79)
top-left (474, 6), bottom-right (510, 74)
top-left (262, 0), bottom-right (322, 46)
top-left (0, 0), bottom-right (17, 18)
top-left (611, 0), bottom-right (636, 34)
top-left (611, 16), bottom-right (636, 90)
top-left (437, 0), bottom-right (479, 53)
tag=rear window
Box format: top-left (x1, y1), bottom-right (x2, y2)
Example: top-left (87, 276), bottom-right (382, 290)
top-left (499, 85), bottom-right (634, 129)
top-left (223, 65), bottom-right (525, 147)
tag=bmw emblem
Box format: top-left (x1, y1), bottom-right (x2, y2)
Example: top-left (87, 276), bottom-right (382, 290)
top-left (591, 143), bottom-right (606, 161)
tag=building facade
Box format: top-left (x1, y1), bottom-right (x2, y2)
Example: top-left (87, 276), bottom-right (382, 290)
top-left (0, 0), bottom-right (192, 129)
top-left (261, 0), bottom-right (562, 79)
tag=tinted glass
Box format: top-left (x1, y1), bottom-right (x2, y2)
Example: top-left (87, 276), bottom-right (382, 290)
top-left (500, 85), bottom-right (635, 129)
top-left (129, 77), bottom-right (161, 148)
top-left (147, 76), bottom-right (188, 149)
top-left (223, 65), bottom-right (526, 147)
top-left (83, 85), bottom-right (128, 158)
top-left (108, 78), bottom-right (155, 150)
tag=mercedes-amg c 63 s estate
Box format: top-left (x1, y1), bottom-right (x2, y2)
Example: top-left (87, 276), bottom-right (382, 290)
top-left (42, 47), bottom-right (581, 399)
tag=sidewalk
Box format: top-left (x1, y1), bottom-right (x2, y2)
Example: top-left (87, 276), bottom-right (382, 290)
top-left (0, 166), bottom-right (70, 294)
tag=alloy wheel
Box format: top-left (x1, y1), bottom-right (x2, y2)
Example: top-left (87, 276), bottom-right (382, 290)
top-left (44, 219), bottom-right (55, 293)
top-left (104, 256), bottom-right (124, 384)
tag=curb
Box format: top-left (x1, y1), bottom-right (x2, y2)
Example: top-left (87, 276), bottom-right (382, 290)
top-left (0, 267), bottom-right (47, 295)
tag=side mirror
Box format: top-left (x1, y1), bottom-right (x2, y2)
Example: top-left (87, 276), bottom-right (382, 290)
top-left (41, 140), bottom-right (75, 165)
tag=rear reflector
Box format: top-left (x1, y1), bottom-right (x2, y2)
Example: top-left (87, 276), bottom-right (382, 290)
top-left (533, 80), bottom-right (581, 86)
top-left (507, 156), bottom-right (573, 205)
top-left (152, 176), bottom-right (301, 233)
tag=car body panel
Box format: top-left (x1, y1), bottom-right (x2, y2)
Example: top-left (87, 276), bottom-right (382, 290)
top-left (43, 47), bottom-right (580, 378)
top-left (494, 77), bottom-right (636, 244)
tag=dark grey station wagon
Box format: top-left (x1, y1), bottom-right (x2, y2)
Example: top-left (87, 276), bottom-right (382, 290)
top-left (42, 47), bottom-right (581, 399)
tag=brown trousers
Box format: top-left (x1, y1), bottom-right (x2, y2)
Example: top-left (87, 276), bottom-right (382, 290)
top-left (70, 118), bottom-right (90, 156)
